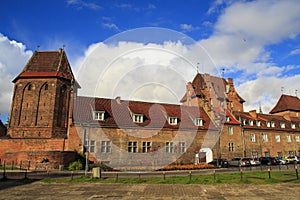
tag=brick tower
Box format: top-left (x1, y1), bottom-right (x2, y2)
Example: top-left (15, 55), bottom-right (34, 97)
top-left (8, 48), bottom-right (77, 139)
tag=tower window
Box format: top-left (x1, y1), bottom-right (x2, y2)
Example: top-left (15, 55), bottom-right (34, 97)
top-left (44, 84), bottom-right (48, 90)
top-left (28, 84), bottom-right (32, 91)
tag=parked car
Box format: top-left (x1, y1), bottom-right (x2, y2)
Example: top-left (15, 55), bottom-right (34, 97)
top-left (259, 157), bottom-right (279, 165)
top-left (229, 157), bottom-right (251, 167)
top-left (244, 157), bottom-right (260, 166)
top-left (275, 157), bottom-right (287, 165)
top-left (286, 156), bottom-right (299, 164)
top-left (208, 159), bottom-right (229, 168)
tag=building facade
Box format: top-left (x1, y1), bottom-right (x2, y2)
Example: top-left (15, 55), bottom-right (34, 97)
top-left (0, 49), bottom-right (299, 170)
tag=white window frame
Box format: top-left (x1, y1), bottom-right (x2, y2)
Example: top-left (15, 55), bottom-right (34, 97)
top-left (291, 123), bottom-right (296, 129)
top-left (142, 141), bottom-right (151, 153)
top-left (179, 142), bottom-right (186, 153)
top-left (256, 121), bottom-right (261, 127)
top-left (93, 111), bottom-right (105, 120)
top-left (295, 135), bottom-right (300, 142)
top-left (228, 126), bottom-right (233, 135)
top-left (242, 119), bottom-right (247, 126)
top-left (262, 134), bottom-right (268, 142)
top-left (266, 122), bottom-right (271, 127)
top-left (250, 134), bottom-right (256, 142)
top-left (166, 142), bottom-right (174, 153)
top-left (275, 135), bottom-right (280, 142)
top-left (100, 141), bottom-right (111, 153)
top-left (271, 121), bottom-right (275, 128)
top-left (89, 140), bottom-right (95, 153)
top-left (133, 114), bottom-right (144, 123)
top-left (226, 116), bottom-right (230, 122)
top-left (249, 120), bottom-right (254, 126)
top-left (128, 141), bottom-right (138, 153)
top-left (286, 135), bottom-right (291, 143)
top-left (194, 118), bottom-right (203, 126)
top-left (168, 117), bottom-right (177, 125)
top-left (280, 122), bottom-right (285, 128)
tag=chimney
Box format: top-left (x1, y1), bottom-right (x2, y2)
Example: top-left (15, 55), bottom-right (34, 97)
top-left (115, 96), bottom-right (121, 104)
top-left (249, 110), bottom-right (257, 119)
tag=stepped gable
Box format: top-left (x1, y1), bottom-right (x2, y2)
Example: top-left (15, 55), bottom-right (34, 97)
top-left (270, 94), bottom-right (300, 114)
top-left (73, 96), bottom-right (216, 130)
top-left (13, 48), bottom-right (75, 82)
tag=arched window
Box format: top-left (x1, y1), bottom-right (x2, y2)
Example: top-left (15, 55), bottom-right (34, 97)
top-left (28, 84), bottom-right (32, 91)
top-left (44, 83), bottom-right (48, 90)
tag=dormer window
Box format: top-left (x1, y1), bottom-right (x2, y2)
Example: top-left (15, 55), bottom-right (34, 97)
top-left (266, 122), bottom-right (271, 127)
top-left (168, 117), bottom-right (177, 125)
top-left (256, 121), bottom-right (261, 127)
top-left (194, 118), bottom-right (204, 126)
top-left (280, 122), bottom-right (285, 128)
top-left (242, 119), bottom-right (247, 125)
top-left (226, 116), bottom-right (230, 122)
top-left (93, 111), bottom-right (105, 121)
top-left (249, 119), bottom-right (254, 126)
top-left (291, 123), bottom-right (296, 129)
top-left (133, 114), bottom-right (144, 123)
top-left (271, 121), bottom-right (275, 128)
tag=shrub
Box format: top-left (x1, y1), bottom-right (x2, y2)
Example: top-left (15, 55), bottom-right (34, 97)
top-left (68, 160), bottom-right (83, 171)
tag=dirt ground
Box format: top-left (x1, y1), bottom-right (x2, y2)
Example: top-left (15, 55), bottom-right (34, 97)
top-left (0, 180), bottom-right (299, 200)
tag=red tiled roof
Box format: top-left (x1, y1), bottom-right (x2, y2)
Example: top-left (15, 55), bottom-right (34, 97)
top-left (270, 94), bottom-right (300, 114)
top-left (13, 49), bottom-right (75, 82)
top-left (73, 96), bottom-right (216, 130)
top-left (225, 110), bottom-right (240, 125)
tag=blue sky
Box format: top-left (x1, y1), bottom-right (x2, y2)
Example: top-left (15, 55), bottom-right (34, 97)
top-left (1, 0), bottom-right (300, 122)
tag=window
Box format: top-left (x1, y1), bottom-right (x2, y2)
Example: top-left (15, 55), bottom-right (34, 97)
top-left (264, 152), bottom-right (270, 157)
top-left (89, 140), bottom-right (95, 153)
top-left (142, 141), bottom-right (151, 153)
top-left (256, 121), bottom-right (261, 127)
top-left (228, 142), bottom-right (234, 151)
top-left (166, 142), bottom-right (174, 153)
top-left (242, 119), bottom-right (247, 126)
top-left (288, 151), bottom-right (294, 156)
top-left (226, 116), bottom-right (230, 122)
top-left (262, 134), bottom-right (268, 142)
top-left (252, 152), bottom-right (258, 158)
top-left (179, 142), bottom-right (186, 153)
top-left (280, 122), bottom-right (285, 128)
top-left (286, 135), bottom-right (291, 143)
top-left (228, 126), bottom-right (233, 135)
top-left (28, 84), bottom-right (32, 91)
top-left (249, 120), bottom-right (254, 126)
top-left (277, 152), bottom-right (282, 158)
top-left (44, 83), bottom-right (48, 90)
top-left (93, 111), bottom-right (105, 120)
top-left (266, 122), bottom-right (271, 127)
top-left (85, 140), bottom-right (95, 153)
top-left (295, 136), bottom-right (300, 142)
top-left (128, 141), bottom-right (137, 153)
top-left (168, 117), bottom-right (177, 125)
top-left (100, 141), bottom-right (111, 153)
top-left (271, 121), bottom-right (275, 128)
top-left (194, 118), bottom-right (203, 126)
top-left (275, 135), bottom-right (280, 142)
top-left (133, 114), bottom-right (143, 123)
top-left (291, 123), bottom-right (296, 129)
top-left (250, 134), bottom-right (256, 142)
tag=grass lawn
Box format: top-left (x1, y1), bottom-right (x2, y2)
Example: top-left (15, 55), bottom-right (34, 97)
top-left (41, 170), bottom-right (300, 185)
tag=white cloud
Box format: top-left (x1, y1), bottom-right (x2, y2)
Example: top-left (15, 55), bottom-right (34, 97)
top-left (180, 24), bottom-right (200, 32)
top-left (102, 23), bottom-right (120, 32)
top-left (66, 0), bottom-right (101, 10)
top-left (290, 48), bottom-right (300, 55)
top-left (0, 33), bottom-right (32, 121)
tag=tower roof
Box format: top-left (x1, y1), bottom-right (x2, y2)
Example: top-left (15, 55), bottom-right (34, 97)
top-left (13, 48), bottom-right (75, 83)
top-left (270, 94), bottom-right (300, 114)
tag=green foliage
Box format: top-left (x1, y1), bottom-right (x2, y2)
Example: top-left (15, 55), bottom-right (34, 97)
top-left (68, 160), bottom-right (83, 171)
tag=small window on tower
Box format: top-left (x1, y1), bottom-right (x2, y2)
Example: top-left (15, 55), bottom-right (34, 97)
top-left (45, 84), bottom-right (48, 90)
top-left (28, 84), bottom-right (32, 91)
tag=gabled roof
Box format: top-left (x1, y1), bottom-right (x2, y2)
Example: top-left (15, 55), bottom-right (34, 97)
top-left (270, 94), bottom-right (300, 114)
top-left (13, 49), bottom-right (76, 83)
top-left (73, 96), bottom-right (217, 130)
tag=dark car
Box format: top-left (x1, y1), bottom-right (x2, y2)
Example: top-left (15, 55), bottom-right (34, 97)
top-left (208, 159), bottom-right (229, 168)
top-left (259, 157), bottom-right (279, 165)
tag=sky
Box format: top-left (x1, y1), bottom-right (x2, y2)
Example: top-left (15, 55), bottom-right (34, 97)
top-left (0, 0), bottom-right (300, 122)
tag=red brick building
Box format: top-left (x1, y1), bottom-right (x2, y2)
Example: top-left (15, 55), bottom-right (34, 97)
top-left (0, 49), bottom-right (299, 170)
top-left (0, 120), bottom-right (7, 137)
